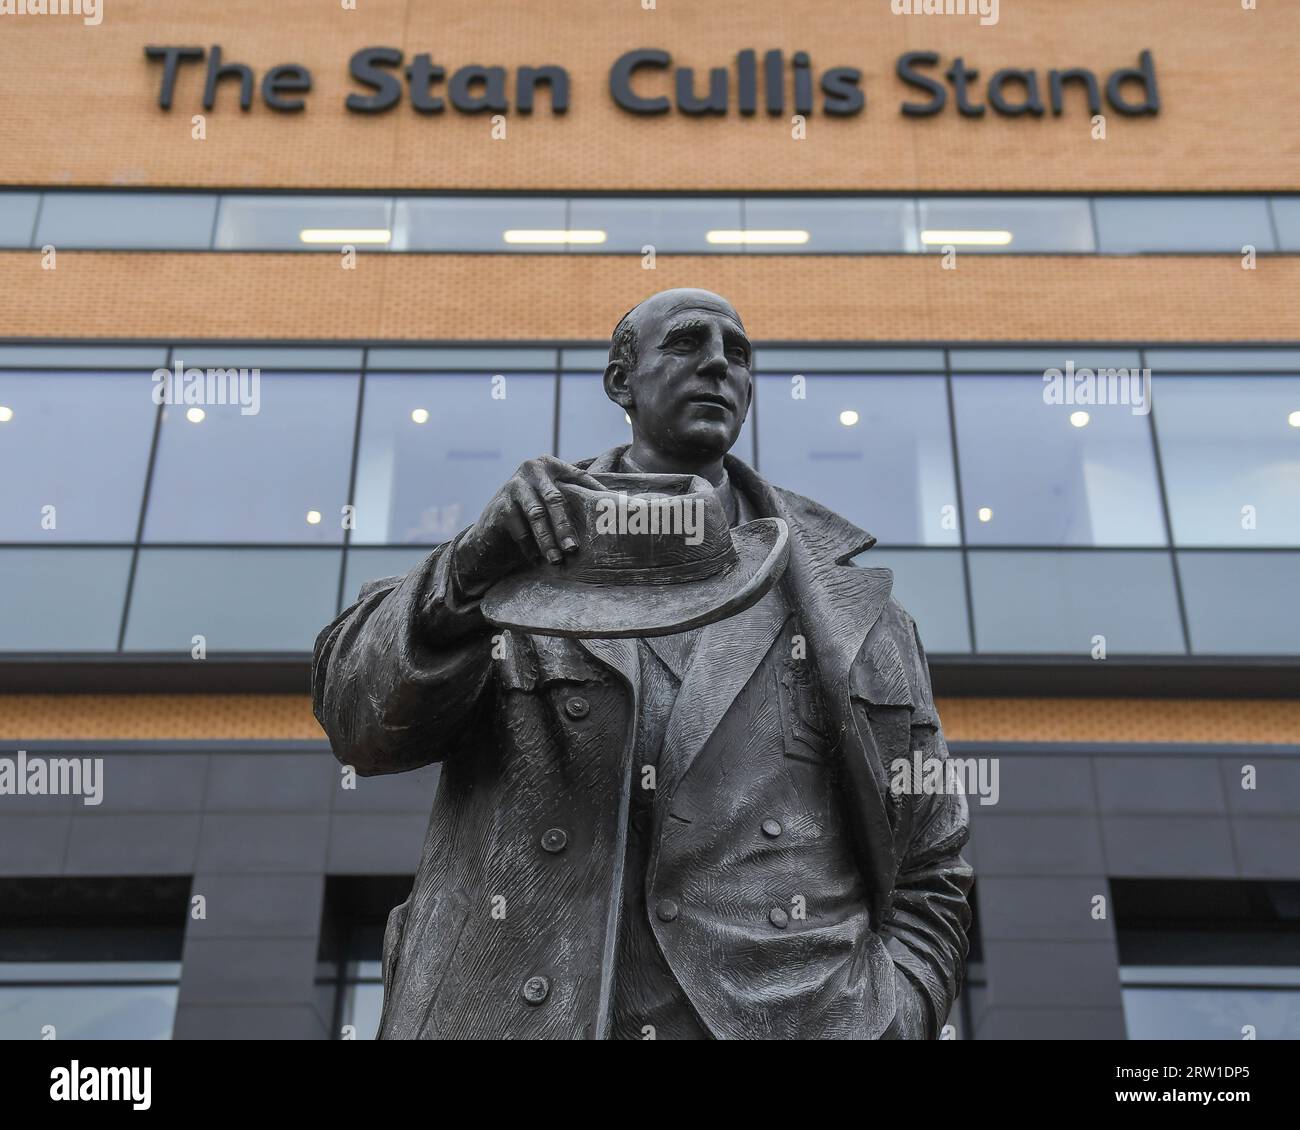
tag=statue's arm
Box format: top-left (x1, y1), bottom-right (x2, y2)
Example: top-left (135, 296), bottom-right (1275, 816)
top-left (880, 610), bottom-right (974, 1038)
top-left (311, 530), bottom-right (497, 776)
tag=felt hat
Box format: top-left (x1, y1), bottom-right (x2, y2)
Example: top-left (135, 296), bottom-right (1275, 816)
top-left (480, 472), bottom-right (789, 639)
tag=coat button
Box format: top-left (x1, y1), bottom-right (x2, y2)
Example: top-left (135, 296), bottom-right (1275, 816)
top-left (655, 898), bottom-right (680, 923)
top-left (761, 818), bottom-right (783, 839)
top-left (521, 975), bottom-right (550, 1005)
top-left (769, 908), bottom-right (790, 929)
top-left (563, 696), bottom-right (590, 720)
top-left (540, 827), bottom-right (568, 854)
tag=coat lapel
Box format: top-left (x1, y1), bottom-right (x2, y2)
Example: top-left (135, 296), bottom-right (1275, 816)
top-left (726, 457), bottom-right (900, 901)
top-left (656, 587), bottom-right (788, 798)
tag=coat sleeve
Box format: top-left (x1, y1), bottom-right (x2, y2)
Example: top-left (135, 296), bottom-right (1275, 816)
top-left (878, 607), bottom-right (974, 1038)
top-left (311, 531), bottom-right (497, 776)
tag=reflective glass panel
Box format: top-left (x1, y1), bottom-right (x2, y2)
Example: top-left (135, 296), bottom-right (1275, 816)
top-left (917, 197), bottom-right (1094, 253)
top-left (968, 550), bottom-right (1185, 654)
top-left (0, 548), bottom-right (131, 650)
top-left (353, 373), bottom-right (554, 545)
top-left (0, 192), bottom-right (39, 247)
top-left (35, 193), bottom-right (217, 250)
top-left (124, 548), bottom-right (341, 651)
top-left (1156, 376), bottom-right (1300, 546)
top-left (143, 373), bottom-right (358, 544)
top-left (1178, 551), bottom-right (1300, 656)
top-left (758, 375), bottom-right (959, 545)
top-left (740, 197), bottom-right (915, 252)
top-left (0, 371), bottom-right (156, 542)
top-left (853, 549), bottom-right (971, 652)
top-left (567, 197), bottom-right (743, 253)
top-left (214, 196), bottom-right (394, 251)
top-left (1094, 196), bottom-right (1276, 253)
top-left (392, 197), bottom-right (566, 251)
top-left (953, 375), bottom-right (1165, 546)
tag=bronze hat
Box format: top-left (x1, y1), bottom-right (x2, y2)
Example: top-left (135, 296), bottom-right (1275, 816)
top-left (480, 472), bottom-right (789, 639)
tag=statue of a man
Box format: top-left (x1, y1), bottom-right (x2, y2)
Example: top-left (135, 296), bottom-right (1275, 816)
top-left (312, 288), bottom-right (972, 1039)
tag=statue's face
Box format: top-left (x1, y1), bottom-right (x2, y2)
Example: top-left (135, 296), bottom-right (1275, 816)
top-left (617, 294), bottom-right (753, 462)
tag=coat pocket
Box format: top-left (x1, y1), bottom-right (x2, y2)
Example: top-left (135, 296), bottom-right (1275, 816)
top-left (849, 633), bottom-right (916, 834)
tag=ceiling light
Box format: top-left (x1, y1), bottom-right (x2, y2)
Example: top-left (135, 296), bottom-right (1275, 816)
top-left (1069, 410), bottom-right (1091, 428)
top-left (411, 408), bottom-right (430, 424)
top-left (306, 510), bottom-right (322, 525)
top-left (502, 230), bottom-right (607, 245)
top-left (977, 506), bottom-right (993, 523)
top-left (1288, 410), bottom-right (1300, 428)
top-left (921, 229), bottom-right (1013, 247)
top-left (299, 228), bottom-right (392, 245)
top-left (186, 407), bottom-right (205, 423)
top-left (705, 229), bottom-right (810, 245)
top-left (839, 409), bottom-right (860, 426)
top-left (0, 406), bottom-right (12, 423)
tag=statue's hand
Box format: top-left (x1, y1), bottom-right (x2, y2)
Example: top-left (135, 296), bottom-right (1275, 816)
top-left (452, 455), bottom-right (604, 597)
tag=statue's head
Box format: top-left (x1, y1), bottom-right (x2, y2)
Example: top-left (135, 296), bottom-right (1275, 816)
top-left (603, 288), bottom-right (753, 464)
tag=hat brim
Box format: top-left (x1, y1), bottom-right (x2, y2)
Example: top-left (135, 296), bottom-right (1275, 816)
top-left (480, 517), bottom-right (790, 639)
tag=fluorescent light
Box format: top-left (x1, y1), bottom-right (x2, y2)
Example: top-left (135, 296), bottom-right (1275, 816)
top-left (0, 405), bottom-right (12, 423)
top-left (921, 229), bottom-right (1014, 247)
top-left (306, 510), bottom-right (322, 525)
top-left (411, 408), bottom-right (430, 424)
top-left (839, 409), bottom-right (860, 427)
top-left (1070, 410), bottom-right (1091, 428)
top-left (1289, 410), bottom-right (1300, 428)
top-left (977, 506), bottom-right (994, 523)
top-left (706, 229), bottom-right (810, 245)
top-left (502, 229), bottom-right (607, 245)
top-left (299, 228), bottom-right (392, 245)
top-left (185, 407), bottom-right (205, 424)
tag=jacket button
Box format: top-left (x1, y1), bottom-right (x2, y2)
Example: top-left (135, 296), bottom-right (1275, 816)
top-left (655, 898), bottom-right (680, 923)
top-left (521, 975), bottom-right (550, 1005)
top-left (540, 827), bottom-right (568, 853)
top-left (563, 696), bottom-right (590, 720)
top-left (761, 818), bottom-right (783, 839)
top-left (769, 908), bottom-right (790, 929)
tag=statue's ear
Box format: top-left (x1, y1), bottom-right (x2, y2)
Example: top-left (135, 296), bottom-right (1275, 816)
top-left (603, 360), bottom-right (633, 410)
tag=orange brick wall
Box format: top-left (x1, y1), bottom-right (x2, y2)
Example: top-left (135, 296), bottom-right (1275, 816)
top-left (3, 251), bottom-right (1298, 342)
top-left (3, 695), bottom-right (1297, 746)
top-left (0, 0), bottom-right (1296, 193)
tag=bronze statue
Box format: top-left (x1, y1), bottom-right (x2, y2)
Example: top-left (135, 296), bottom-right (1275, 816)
top-left (312, 288), bottom-right (972, 1039)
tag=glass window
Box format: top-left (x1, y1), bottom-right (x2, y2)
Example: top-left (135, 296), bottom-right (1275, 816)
top-left (917, 197), bottom-right (1094, 253)
top-left (853, 549), bottom-right (971, 652)
top-left (757, 348), bottom-right (945, 373)
top-left (0, 549), bottom-right (131, 650)
top-left (1094, 196), bottom-right (1276, 253)
top-left (1272, 197), bottom-right (1300, 251)
top-left (567, 197), bottom-right (743, 253)
top-left (35, 192), bottom-right (217, 250)
top-left (392, 197), bottom-right (566, 251)
top-left (968, 550), bottom-right (1185, 654)
top-left (556, 373), bottom-right (756, 470)
top-left (0, 192), bottom-right (39, 247)
top-left (370, 347), bottom-right (557, 370)
top-left (0, 962), bottom-right (181, 1040)
top-left (953, 375), bottom-right (1166, 546)
top-left (0, 371), bottom-right (156, 542)
top-left (950, 349), bottom-right (1142, 372)
top-left (124, 547), bottom-right (341, 651)
top-left (757, 375), bottom-right (958, 545)
top-left (740, 197), bottom-right (915, 252)
top-left (0, 345), bottom-right (168, 368)
top-left (352, 373), bottom-right (554, 545)
top-left (343, 547), bottom-right (436, 604)
top-left (1178, 551), bottom-right (1300, 655)
top-left (334, 960), bottom-right (384, 1040)
top-left (1122, 967), bottom-right (1300, 1040)
top-left (214, 195), bottom-right (393, 251)
top-left (1156, 376), bottom-right (1300, 546)
top-left (143, 372), bottom-right (358, 544)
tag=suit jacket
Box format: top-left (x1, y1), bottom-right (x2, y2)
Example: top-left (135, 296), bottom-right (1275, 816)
top-left (311, 448), bottom-right (973, 1039)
